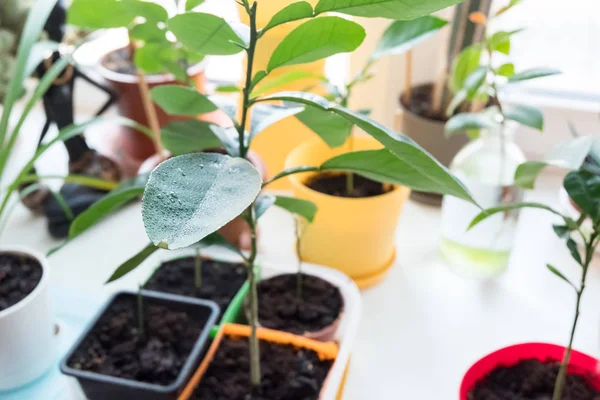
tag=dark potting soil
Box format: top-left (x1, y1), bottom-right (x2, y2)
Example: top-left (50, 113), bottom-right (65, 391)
top-left (145, 257), bottom-right (247, 320)
top-left (0, 253), bottom-right (42, 311)
top-left (257, 273), bottom-right (343, 335)
top-left (400, 83), bottom-right (449, 123)
top-left (102, 47), bottom-right (138, 75)
top-left (468, 358), bottom-right (600, 400)
top-left (306, 172), bottom-right (390, 198)
top-left (191, 336), bottom-right (333, 400)
top-left (66, 296), bottom-right (209, 386)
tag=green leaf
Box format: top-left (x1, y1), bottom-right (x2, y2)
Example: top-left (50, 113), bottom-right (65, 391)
top-left (446, 89), bottom-right (467, 116)
top-left (142, 153), bottom-right (262, 249)
top-left (469, 202), bottom-right (564, 230)
top-left (546, 264), bottom-right (576, 289)
top-left (186, 0), bottom-right (205, 11)
top-left (314, 0), bottom-right (462, 19)
top-left (197, 232), bottom-right (246, 258)
top-left (487, 30), bottom-right (522, 55)
top-left (450, 45), bottom-right (482, 93)
top-left (106, 243), bottom-right (159, 283)
top-left (508, 67), bottom-right (561, 83)
top-left (497, 63), bottom-right (515, 78)
top-left (263, 2), bottom-right (314, 33)
top-left (567, 238), bottom-right (582, 265)
top-left (68, 0), bottom-right (135, 28)
top-left (371, 16), bottom-right (447, 60)
top-left (563, 170), bottom-right (600, 223)
top-left (250, 70), bottom-right (268, 92)
top-left (274, 196), bottom-right (318, 222)
top-left (208, 95), bottom-right (237, 123)
top-left (150, 85), bottom-right (217, 116)
top-left (134, 42), bottom-right (169, 74)
top-left (211, 126), bottom-right (242, 157)
top-left (267, 17), bottom-right (365, 71)
top-left (295, 106), bottom-right (353, 148)
top-left (69, 187), bottom-right (144, 240)
top-left (495, 0), bottom-right (522, 16)
top-left (249, 104), bottom-right (304, 140)
top-left (168, 12), bottom-right (246, 55)
top-left (130, 22), bottom-right (166, 42)
top-left (161, 120), bottom-right (223, 155)
top-left (123, 0), bottom-right (169, 23)
top-left (256, 91), bottom-right (475, 204)
top-left (252, 70), bottom-right (324, 97)
top-left (263, 166), bottom-right (320, 187)
top-left (514, 136), bottom-right (594, 189)
top-left (445, 112), bottom-right (496, 135)
top-left (463, 67), bottom-right (488, 98)
top-left (255, 195), bottom-right (276, 219)
top-left (215, 85), bottom-right (240, 93)
top-left (552, 224), bottom-right (570, 239)
top-left (505, 105), bottom-right (544, 131)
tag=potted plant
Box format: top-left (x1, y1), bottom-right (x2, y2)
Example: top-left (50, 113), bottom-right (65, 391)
top-left (284, 15), bottom-right (449, 288)
top-left (460, 135), bottom-right (600, 399)
top-left (87, 0), bottom-right (477, 397)
top-left (68, 0), bottom-right (215, 176)
top-left (0, 0), bottom-right (152, 390)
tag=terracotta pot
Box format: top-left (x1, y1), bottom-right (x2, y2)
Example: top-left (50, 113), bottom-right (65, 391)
top-left (138, 149), bottom-right (268, 251)
top-left (396, 83), bottom-right (469, 206)
top-left (177, 323), bottom-right (339, 400)
top-left (460, 342), bottom-right (600, 399)
top-left (285, 136), bottom-right (411, 289)
top-left (97, 49), bottom-right (220, 177)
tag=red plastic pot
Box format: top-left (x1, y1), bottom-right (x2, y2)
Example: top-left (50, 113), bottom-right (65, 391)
top-left (460, 342), bottom-right (600, 399)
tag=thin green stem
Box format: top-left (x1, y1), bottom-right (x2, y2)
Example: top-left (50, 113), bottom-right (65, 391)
top-left (238, 2), bottom-right (258, 159)
top-left (194, 247), bottom-right (202, 289)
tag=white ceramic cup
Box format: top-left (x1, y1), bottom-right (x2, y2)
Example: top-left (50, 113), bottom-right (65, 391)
top-left (0, 246), bottom-right (55, 390)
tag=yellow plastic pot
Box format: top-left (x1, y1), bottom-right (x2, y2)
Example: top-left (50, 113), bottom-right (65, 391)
top-left (238, 0), bottom-right (325, 190)
top-left (285, 136), bottom-right (411, 289)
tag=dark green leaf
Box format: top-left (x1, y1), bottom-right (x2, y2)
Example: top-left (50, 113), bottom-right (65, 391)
top-left (552, 224), bottom-right (570, 239)
top-left (263, 2), bottom-right (314, 33)
top-left (250, 104), bottom-right (304, 140)
top-left (450, 45), bottom-right (482, 93)
top-left (68, 0), bottom-right (134, 28)
top-left (445, 112), bottom-right (496, 135)
top-left (267, 17), bottom-right (365, 71)
top-left (563, 170), bottom-right (600, 223)
top-left (274, 196), bottom-right (318, 222)
top-left (469, 202), bottom-right (564, 230)
top-left (295, 106), bottom-right (353, 148)
top-left (142, 153), bottom-right (262, 249)
top-left (508, 68), bottom-right (561, 83)
top-left (314, 0), bottom-right (462, 19)
top-left (263, 166), bottom-right (320, 187)
top-left (505, 104), bottom-right (544, 131)
top-left (567, 238), bottom-right (582, 265)
top-left (497, 63), bottom-right (515, 78)
top-left (106, 243), bottom-right (158, 283)
top-left (250, 70), bottom-right (268, 92)
top-left (168, 12), bottom-right (246, 55)
top-left (150, 85), bottom-right (217, 116)
top-left (546, 264), bottom-right (576, 289)
top-left (186, 0), bottom-right (205, 11)
top-left (255, 195), bottom-right (276, 219)
top-left (161, 120), bottom-right (223, 155)
top-left (371, 16), bottom-right (448, 60)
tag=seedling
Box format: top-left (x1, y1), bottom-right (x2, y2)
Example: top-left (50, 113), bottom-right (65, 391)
top-left (194, 247), bottom-right (202, 289)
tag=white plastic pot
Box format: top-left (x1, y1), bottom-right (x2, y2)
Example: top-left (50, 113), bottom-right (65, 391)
top-left (0, 246), bottom-right (55, 391)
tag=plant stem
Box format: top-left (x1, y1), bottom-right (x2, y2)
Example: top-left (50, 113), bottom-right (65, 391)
top-left (340, 87), bottom-right (355, 195)
top-left (238, 2), bottom-right (258, 159)
top-left (137, 284), bottom-right (145, 341)
top-left (552, 234), bottom-right (596, 400)
top-left (194, 247), bottom-right (202, 289)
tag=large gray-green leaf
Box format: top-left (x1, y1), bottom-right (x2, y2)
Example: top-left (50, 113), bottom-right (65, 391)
top-left (563, 170), bottom-right (600, 223)
top-left (505, 105), bottom-right (544, 131)
top-left (295, 106), bottom-right (353, 148)
top-left (150, 85), bottom-right (217, 116)
top-left (267, 17), bottom-right (365, 71)
top-left (263, 2), bottom-right (314, 33)
top-left (68, 0), bottom-right (135, 28)
top-left (371, 16), bottom-right (447, 60)
top-left (514, 136), bottom-right (594, 189)
top-left (256, 91), bottom-right (474, 203)
top-left (249, 104), bottom-right (304, 140)
top-left (142, 153), bottom-right (262, 249)
top-left (463, 67), bottom-right (488, 99)
top-left (255, 195), bottom-right (276, 219)
top-left (314, 0), bottom-right (461, 19)
top-left (508, 67), bottom-right (561, 83)
top-left (168, 12), bottom-right (246, 56)
top-left (449, 45), bottom-right (482, 93)
top-left (161, 120), bottom-right (223, 155)
top-left (469, 202), bottom-right (565, 230)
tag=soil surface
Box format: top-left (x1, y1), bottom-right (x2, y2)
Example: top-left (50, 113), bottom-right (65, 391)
top-left (307, 172), bottom-right (390, 198)
top-left (66, 295), bottom-right (210, 386)
top-left (102, 47), bottom-right (138, 75)
top-left (0, 253), bottom-right (43, 311)
top-left (192, 336), bottom-right (333, 400)
top-left (145, 257), bottom-right (247, 320)
top-left (400, 83), bottom-right (449, 122)
top-left (257, 273), bottom-right (343, 335)
top-left (468, 358), bottom-right (600, 400)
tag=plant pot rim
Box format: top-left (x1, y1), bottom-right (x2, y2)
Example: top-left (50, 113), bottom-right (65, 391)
top-left (460, 342), bottom-right (600, 399)
top-left (96, 47), bottom-right (208, 85)
top-left (286, 139), bottom-right (406, 203)
top-left (255, 272), bottom-right (345, 341)
top-left (177, 323), bottom-right (339, 400)
top-left (60, 290), bottom-right (220, 393)
top-left (0, 245), bottom-right (49, 319)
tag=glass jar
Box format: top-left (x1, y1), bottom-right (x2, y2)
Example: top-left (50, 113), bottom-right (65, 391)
top-left (440, 122), bottom-right (526, 279)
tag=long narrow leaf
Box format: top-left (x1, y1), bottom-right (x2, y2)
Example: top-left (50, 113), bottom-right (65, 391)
top-left (469, 202), bottom-right (565, 230)
top-left (106, 243), bottom-right (159, 283)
